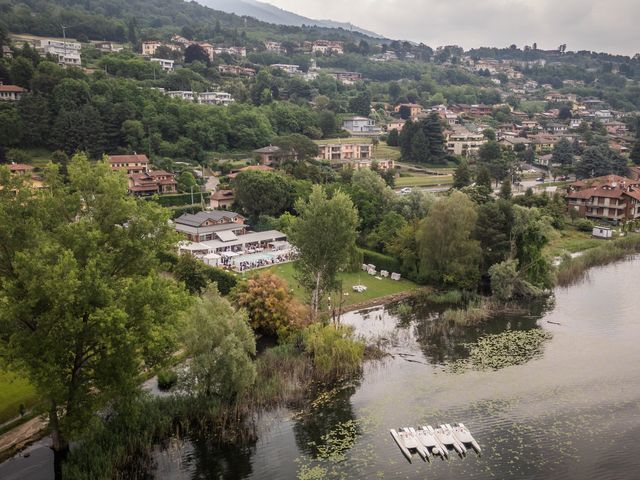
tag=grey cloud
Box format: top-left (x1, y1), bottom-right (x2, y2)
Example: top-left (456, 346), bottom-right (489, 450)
top-left (269, 0), bottom-right (639, 55)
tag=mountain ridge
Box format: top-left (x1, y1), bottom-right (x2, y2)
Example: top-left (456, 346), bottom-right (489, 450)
top-left (195, 0), bottom-right (384, 38)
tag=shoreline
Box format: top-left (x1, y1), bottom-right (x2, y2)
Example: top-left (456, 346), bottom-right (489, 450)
top-left (339, 288), bottom-right (429, 314)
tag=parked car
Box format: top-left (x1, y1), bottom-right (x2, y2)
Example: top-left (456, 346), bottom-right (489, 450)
top-left (399, 187), bottom-right (412, 194)
top-left (535, 177), bottom-right (546, 182)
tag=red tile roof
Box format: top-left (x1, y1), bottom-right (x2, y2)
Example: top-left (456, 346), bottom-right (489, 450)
top-left (108, 154), bottom-right (149, 164)
top-left (0, 85), bottom-right (26, 93)
top-left (8, 163), bottom-right (34, 172)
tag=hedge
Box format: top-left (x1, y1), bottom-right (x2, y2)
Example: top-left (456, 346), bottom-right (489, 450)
top-left (358, 248), bottom-right (402, 274)
top-left (146, 192), bottom-right (211, 207)
top-left (203, 265), bottom-right (237, 295)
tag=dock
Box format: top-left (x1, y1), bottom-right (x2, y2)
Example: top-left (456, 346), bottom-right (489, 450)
top-left (389, 422), bottom-right (480, 463)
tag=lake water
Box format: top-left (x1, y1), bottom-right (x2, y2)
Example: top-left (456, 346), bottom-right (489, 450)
top-left (3, 257), bottom-right (640, 479)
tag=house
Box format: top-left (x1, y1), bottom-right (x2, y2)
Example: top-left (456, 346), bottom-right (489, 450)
top-left (166, 91), bottom-right (196, 102)
top-left (264, 41), bottom-right (284, 54)
top-left (197, 42), bottom-right (215, 61)
top-left (8, 163), bottom-right (34, 175)
top-left (330, 71), bottom-right (362, 84)
top-left (342, 117), bottom-right (382, 135)
top-left (197, 92), bottom-right (234, 106)
top-left (150, 58), bottom-right (174, 72)
top-left (174, 210), bottom-right (246, 242)
top-left (93, 42), bottom-right (124, 53)
top-left (394, 103), bottom-right (423, 118)
top-left (40, 39), bottom-right (81, 66)
top-left (605, 122), bottom-right (627, 136)
top-left (127, 170), bottom-right (177, 196)
top-left (546, 123), bottom-right (568, 134)
top-left (218, 65), bottom-right (255, 76)
top-left (253, 146), bottom-right (296, 165)
top-left (316, 143), bottom-right (371, 161)
top-left (446, 131), bottom-right (486, 157)
top-left (270, 64), bottom-right (300, 74)
top-left (386, 120), bottom-right (406, 132)
top-left (544, 92), bottom-right (577, 103)
top-left (499, 137), bottom-right (532, 150)
top-left (2, 46), bottom-right (13, 58)
top-left (108, 154), bottom-right (150, 174)
top-left (0, 83), bottom-right (27, 101)
top-left (566, 175), bottom-right (640, 222)
top-left (333, 159), bottom-right (394, 171)
top-left (142, 41), bottom-right (163, 56)
top-left (592, 226), bottom-right (613, 239)
top-left (528, 134), bottom-right (558, 153)
top-left (451, 104), bottom-right (494, 116)
top-left (210, 189), bottom-right (235, 209)
top-left (311, 40), bottom-right (344, 55)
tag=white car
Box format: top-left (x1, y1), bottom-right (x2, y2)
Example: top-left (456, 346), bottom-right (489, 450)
top-left (352, 285), bottom-right (367, 293)
top-left (400, 187), bottom-right (412, 194)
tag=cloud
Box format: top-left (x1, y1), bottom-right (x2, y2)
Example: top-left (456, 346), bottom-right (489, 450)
top-left (267, 0), bottom-right (639, 56)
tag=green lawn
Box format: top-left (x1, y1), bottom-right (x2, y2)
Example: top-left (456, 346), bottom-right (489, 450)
top-left (546, 226), bottom-right (602, 257)
top-left (262, 262), bottom-right (419, 308)
top-left (0, 370), bottom-right (39, 425)
top-left (395, 175), bottom-right (453, 187)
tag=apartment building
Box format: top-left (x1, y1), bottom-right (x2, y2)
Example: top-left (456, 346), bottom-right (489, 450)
top-left (316, 143), bottom-right (372, 161)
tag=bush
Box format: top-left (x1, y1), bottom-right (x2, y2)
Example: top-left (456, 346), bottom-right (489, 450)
top-left (203, 265), bottom-right (237, 295)
top-left (575, 218), bottom-right (594, 232)
top-left (146, 192), bottom-right (211, 208)
top-left (302, 323), bottom-right (364, 382)
top-left (359, 248), bottom-right (401, 274)
top-left (156, 369), bottom-right (178, 391)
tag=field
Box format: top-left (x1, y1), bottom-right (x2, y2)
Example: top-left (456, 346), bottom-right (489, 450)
top-left (545, 225), bottom-right (603, 257)
top-left (262, 262), bottom-right (419, 308)
top-left (395, 174), bottom-right (453, 187)
top-left (0, 370), bottom-right (38, 425)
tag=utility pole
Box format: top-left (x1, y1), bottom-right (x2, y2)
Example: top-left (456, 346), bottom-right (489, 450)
top-left (61, 25), bottom-right (68, 64)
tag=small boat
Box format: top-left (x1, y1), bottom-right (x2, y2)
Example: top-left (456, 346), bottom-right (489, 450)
top-left (426, 425), bottom-right (448, 458)
top-left (435, 424), bottom-right (465, 455)
top-left (414, 426), bottom-right (443, 458)
top-left (444, 423), bottom-right (467, 454)
top-left (406, 428), bottom-right (430, 461)
top-left (451, 423), bottom-right (481, 454)
top-left (390, 428), bottom-right (412, 462)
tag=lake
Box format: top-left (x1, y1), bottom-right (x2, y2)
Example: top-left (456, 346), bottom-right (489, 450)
top-left (3, 256), bottom-right (640, 479)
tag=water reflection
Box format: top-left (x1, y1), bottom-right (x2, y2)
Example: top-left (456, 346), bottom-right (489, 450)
top-left (292, 381), bottom-right (360, 458)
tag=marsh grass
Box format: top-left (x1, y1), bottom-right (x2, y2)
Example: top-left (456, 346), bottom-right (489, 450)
top-left (556, 234), bottom-right (640, 287)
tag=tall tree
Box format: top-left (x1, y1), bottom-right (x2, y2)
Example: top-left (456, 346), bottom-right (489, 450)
top-left (386, 128), bottom-right (399, 147)
top-left (233, 170), bottom-right (295, 223)
top-left (184, 44), bottom-right (210, 65)
top-left (348, 91), bottom-right (371, 117)
top-left (551, 138), bottom-right (574, 166)
top-left (417, 191), bottom-right (482, 289)
top-left (0, 154), bottom-right (187, 463)
top-left (453, 160), bottom-right (472, 188)
top-left (289, 186), bottom-right (359, 317)
top-left (181, 287), bottom-right (256, 401)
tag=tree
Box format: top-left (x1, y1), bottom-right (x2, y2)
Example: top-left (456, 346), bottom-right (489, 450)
top-left (575, 145), bottom-right (628, 178)
top-left (233, 170), bottom-right (295, 222)
top-left (499, 179), bottom-right (512, 200)
top-left (121, 119), bottom-right (145, 152)
top-left (475, 166), bottom-right (492, 190)
top-left (317, 110), bottom-right (336, 138)
top-left (366, 211), bottom-right (408, 253)
top-left (173, 253), bottom-right (210, 294)
top-left (489, 259), bottom-right (519, 301)
top-left (289, 186), bottom-right (359, 317)
top-left (483, 128), bottom-right (496, 141)
top-left (181, 287), bottom-right (256, 401)
top-left (551, 138), bottom-right (574, 166)
top-left (478, 141), bottom-right (509, 185)
top-left (0, 154), bottom-right (188, 460)
top-left (184, 44), bottom-right (210, 65)
top-left (386, 128), bottom-right (399, 147)
top-left (348, 91), bottom-right (371, 117)
top-left (272, 133), bottom-right (319, 161)
top-left (410, 128), bottom-right (429, 162)
top-left (453, 160), bottom-right (472, 188)
top-left (474, 200), bottom-right (514, 272)
top-left (417, 191), bottom-right (482, 289)
top-left (231, 271), bottom-right (307, 336)
top-left (177, 171), bottom-right (197, 193)
top-left (512, 205), bottom-right (553, 288)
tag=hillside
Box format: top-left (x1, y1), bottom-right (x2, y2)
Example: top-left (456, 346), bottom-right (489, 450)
top-left (196, 0), bottom-right (383, 38)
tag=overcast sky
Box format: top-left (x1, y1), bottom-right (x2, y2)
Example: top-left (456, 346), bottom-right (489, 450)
top-left (267, 0), bottom-right (639, 56)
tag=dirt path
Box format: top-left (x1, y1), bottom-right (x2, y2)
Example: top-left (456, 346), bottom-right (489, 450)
top-left (0, 416), bottom-right (48, 461)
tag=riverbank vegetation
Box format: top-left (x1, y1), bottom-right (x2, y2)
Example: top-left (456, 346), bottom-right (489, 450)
top-left (556, 234), bottom-right (640, 287)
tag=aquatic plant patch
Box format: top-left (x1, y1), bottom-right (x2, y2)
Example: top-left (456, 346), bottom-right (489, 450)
top-left (450, 329), bottom-right (552, 372)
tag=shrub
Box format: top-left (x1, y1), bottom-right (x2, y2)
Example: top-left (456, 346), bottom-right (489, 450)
top-left (358, 248), bottom-right (401, 274)
top-left (575, 218), bottom-right (594, 232)
top-left (146, 192), bottom-right (211, 207)
top-left (302, 323), bottom-right (364, 382)
top-left (156, 369), bottom-right (178, 391)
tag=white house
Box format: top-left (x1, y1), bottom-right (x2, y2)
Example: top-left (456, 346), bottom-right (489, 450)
top-left (198, 91), bottom-right (234, 106)
top-left (150, 58), bottom-right (174, 72)
top-left (40, 39), bottom-right (81, 66)
top-left (0, 84), bottom-right (27, 101)
top-left (342, 116), bottom-right (381, 135)
top-left (270, 64), bottom-right (301, 74)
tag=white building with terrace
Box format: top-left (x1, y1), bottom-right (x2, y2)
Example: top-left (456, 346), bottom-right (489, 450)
top-left (174, 211), bottom-right (293, 271)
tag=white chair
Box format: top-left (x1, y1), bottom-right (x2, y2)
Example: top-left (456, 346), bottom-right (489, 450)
top-left (391, 272), bottom-right (401, 281)
top-left (381, 270), bottom-right (389, 278)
